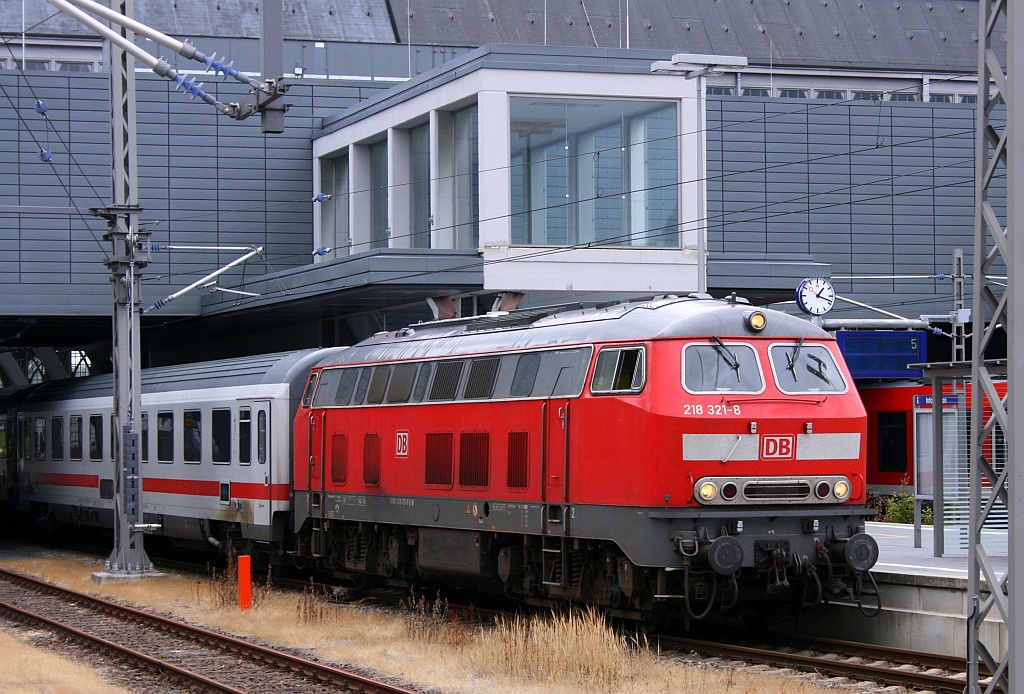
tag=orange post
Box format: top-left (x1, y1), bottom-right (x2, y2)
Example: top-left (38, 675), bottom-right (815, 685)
top-left (238, 554), bottom-right (252, 611)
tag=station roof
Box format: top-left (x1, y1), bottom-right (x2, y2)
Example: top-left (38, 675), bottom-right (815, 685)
top-left (3, 0), bottom-right (999, 74)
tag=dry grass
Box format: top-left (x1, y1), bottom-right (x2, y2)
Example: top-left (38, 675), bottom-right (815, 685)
top-left (0, 553), bottom-right (841, 694)
top-left (0, 625), bottom-right (132, 693)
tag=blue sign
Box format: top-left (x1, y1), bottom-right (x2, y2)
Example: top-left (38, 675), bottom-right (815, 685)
top-left (913, 394), bottom-right (960, 407)
top-left (836, 330), bottom-right (927, 379)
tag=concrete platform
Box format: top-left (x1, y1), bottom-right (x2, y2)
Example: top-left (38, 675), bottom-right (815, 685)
top-left (791, 521), bottom-right (1007, 658)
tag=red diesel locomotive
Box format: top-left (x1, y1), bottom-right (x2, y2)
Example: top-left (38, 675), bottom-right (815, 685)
top-left (293, 295), bottom-right (880, 621)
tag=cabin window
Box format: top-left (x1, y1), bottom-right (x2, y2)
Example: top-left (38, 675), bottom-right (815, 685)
top-left (412, 363), bottom-right (432, 402)
top-left (768, 343), bottom-right (847, 394)
top-left (683, 342), bottom-right (764, 393)
top-left (591, 347), bottom-right (645, 394)
top-left (69, 415), bottom-right (83, 460)
top-left (353, 368), bottom-right (372, 404)
top-left (459, 432), bottom-right (489, 487)
top-left (51, 416), bottom-right (63, 461)
top-left (507, 431), bottom-right (529, 489)
top-left (386, 363), bottom-right (417, 403)
top-left (331, 433), bottom-right (347, 484)
top-left (212, 409), bottom-right (231, 463)
top-left (184, 410), bottom-right (202, 463)
top-left (511, 353), bottom-right (541, 397)
top-left (239, 409), bottom-right (251, 464)
top-left (157, 412), bottom-right (174, 462)
top-left (364, 433), bottom-right (381, 485)
top-left (89, 415), bottom-right (103, 461)
top-left (313, 368), bottom-right (343, 407)
top-left (425, 432), bottom-right (454, 486)
top-left (367, 366), bottom-right (391, 404)
top-left (877, 412), bottom-right (908, 473)
top-left (465, 358), bottom-right (500, 399)
top-left (33, 417), bottom-right (46, 461)
top-left (429, 361), bottom-right (464, 401)
top-left (301, 373), bottom-right (318, 407)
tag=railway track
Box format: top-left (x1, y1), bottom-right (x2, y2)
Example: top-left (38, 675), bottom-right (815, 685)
top-left (0, 566), bottom-right (415, 694)
top-left (660, 633), bottom-right (996, 693)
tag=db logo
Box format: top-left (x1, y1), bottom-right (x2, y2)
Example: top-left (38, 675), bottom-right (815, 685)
top-left (761, 435), bottom-right (795, 460)
top-left (395, 431), bottom-right (409, 458)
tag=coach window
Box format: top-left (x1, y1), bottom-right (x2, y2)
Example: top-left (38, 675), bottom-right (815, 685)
top-left (877, 412), bottom-right (908, 473)
top-left (157, 412), bottom-right (174, 463)
top-left (367, 365), bottom-right (391, 404)
top-left (89, 415), bottom-right (103, 461)
top-left (212, 409), bottom-right (231, 464)
top-left (33, 417), bottom-right (46, 461)
top-left (386, 363), bottom-right (417, 403)
top-left (69, 415), bottom-right (83, 460)
top-left (140, 412), bottom-right (148, 463)
top-left (257, 410), bottom-right (267, 464)
top-left (184, 410), bottom-right (202, 463)
top-left (51, 416), bottom-right (63, 461)
top-left (239, 408), bottom-right (251, 464)
top-left (591, 347), bottom-right (645, 394)
top-left (683, 342), bottom-right (764, 393)
top-left (768, 343), bottom-right (847, 394)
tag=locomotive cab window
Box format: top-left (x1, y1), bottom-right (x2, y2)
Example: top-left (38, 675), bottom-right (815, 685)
top-left (768, 342), bottom-right (847, 394)
top-left (591, 347), bottom-right (645, 394)
top-left (683, 341), bottom-right (764, 393)
top-left (301, 373), bottom-right (318, 408)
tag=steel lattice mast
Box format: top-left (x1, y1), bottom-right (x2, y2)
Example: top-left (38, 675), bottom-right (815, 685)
top-left (969, 0), bottom-right (1018, 689)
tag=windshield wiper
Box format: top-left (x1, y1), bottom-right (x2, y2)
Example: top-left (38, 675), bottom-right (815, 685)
top-left (712, 336), bottom-right (741, 381)
top-left (785, 337), bottom-right (804, 382)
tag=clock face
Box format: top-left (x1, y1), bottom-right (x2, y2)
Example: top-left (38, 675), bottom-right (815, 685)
top-left (796, 278), bottom-right (835, 316)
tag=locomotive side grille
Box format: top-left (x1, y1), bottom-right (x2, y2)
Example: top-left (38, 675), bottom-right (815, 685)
top-left (743, 481), bottom-right (811, 500)
top-left (363, 433), bottom-right (381, 485)
top-left (330, 434), bottom-right (347, 484)
top-left (459, 432), bottom-right (490, 487)
top-left (507, 431), bottom-right (529, 489)
top-left (425, 433), bottom-right (454, 486)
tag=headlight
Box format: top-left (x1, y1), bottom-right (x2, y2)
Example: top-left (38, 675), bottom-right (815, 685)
top-left (833, 480), bottom-right (851, 500)
top-left (721, 482), bottom-right (738, 500)
top-left (815, 481), bottom-right (831, 499)
top-left (745, 310), bottom-right (767, 332)
top-left (699, 481), bottom-right (718, 501)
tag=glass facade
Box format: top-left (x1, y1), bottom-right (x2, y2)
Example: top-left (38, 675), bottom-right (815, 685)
top-left (321, 155), bottom-right (349, 256)
top-left (369, 140), bottom-right (389, 249)
top-left (410, 123), bottom-right (431, 248)
top-left (453, 105), bottom-right (479, 249)
top-left (509, 97), bottom-right (679, 247)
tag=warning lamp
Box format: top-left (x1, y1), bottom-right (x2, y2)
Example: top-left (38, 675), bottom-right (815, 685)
top-left (745, 311), bottom-right (767, 332)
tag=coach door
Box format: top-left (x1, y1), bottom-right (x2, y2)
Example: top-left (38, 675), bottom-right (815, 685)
top-left (543, 399), bottom-right (571, 535)
top-left (241, 401), bottom-right (274, 529)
